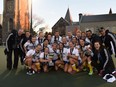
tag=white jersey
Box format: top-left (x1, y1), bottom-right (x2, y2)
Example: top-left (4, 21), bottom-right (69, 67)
top-left (41, 43), bottom-right (51, 51)
top-left (40, 52), bottom-right (50, 60)
top-left (36, 36), bottom-right (45, 44)
top-left (51, 36), bottom-right (62, 44)
top-left (59, 48), bottom-right (69, 62)
top-left (62, 42), bottom-right (69, 48)
top-left (66, 35), bottom-right (74, 42)
top-left (49, 48), bottom-right (59, 60)
top-left (26, 49), bottom-right (41, 61)
top-left (24, 41), bottom-right (38, 51)
top-left (67, 47), bottom-right (81, 61)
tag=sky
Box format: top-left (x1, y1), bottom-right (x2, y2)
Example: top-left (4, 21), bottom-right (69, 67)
top-left (0, 0), bottom-right (116, 31)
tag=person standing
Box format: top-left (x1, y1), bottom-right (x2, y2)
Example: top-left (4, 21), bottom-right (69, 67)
top-left (51, 31), bottom-right (62, 44)
top-left (99, 27), bottom-right (116, 57)
top-left (5, 29), bottom-right (17, 70)
top-left (13, 29), bottom-right (24, 69)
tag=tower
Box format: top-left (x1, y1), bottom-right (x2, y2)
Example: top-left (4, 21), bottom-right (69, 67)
top-left (2, 0), bottom-right (30, 43)
top-left (2, 0), bottom-right (15, 43)
top-left (109, 8), bottom-right (112, 14)
top-left (65, 8), bottom-right (73, 25)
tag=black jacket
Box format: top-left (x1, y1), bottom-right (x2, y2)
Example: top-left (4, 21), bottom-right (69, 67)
top-left (6, 30), bottom-right (17, 51)
top-left (92, 48), bottom-right (115, 74)
top-left (101, 30), bottom-right (116, 55)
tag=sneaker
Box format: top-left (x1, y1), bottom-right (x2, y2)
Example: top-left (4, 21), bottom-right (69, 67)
top-left (26, 70), bottom-right (32, 75)
top-left (32, 70), bottom-right (35, 74)
top-left (83, 68), bottom-right (87, 71)
top-left (89, 71), bottom-right (93, 75)
top-left (26, 69), bottom-right (33, 75)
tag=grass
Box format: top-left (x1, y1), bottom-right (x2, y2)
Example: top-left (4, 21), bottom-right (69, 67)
top-left (0, 46), bottom-right (116, 87)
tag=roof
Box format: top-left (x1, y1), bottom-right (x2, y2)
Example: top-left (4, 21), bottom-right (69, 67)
top-left (65, 8), bottom-right (73, 24)
top-left (52, 17), bottom-right (70, 29)
top-left (80, 14), bottom-right (116, 23)
top-left (72, 22), bottom-right (79, 26)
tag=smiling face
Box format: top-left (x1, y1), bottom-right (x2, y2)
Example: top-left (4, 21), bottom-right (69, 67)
top-left (31, 36), bottom-right (37, 43)
top-left (44, 47), bottom-right (49, 53)
top-left (59, 43), bottom-right (63, 49)
top-left (99, 29), bottom-right (105, 36)
top-left (79, 39), bottom-right (85, 47)
top-left (69, 42), bottom-right (74, 49)
top-left (94, 42), bottom-right (101, 50)
top-left (35, 45), bottom-right (42, 53)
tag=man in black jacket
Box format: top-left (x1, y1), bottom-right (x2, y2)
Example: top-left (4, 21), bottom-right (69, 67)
top-left (13, 29), bottom-right (24, 69)
top-left (99, 27), bottom-right (116, 57)
top-left (5, 29), bottom-right (17, 70)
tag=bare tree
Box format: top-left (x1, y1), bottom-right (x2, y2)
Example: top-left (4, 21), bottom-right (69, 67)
top-left (31, 14), bottom-right (44, 30)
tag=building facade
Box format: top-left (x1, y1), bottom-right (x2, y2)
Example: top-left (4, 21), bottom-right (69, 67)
top-left (52, 8), bottom-right (79, 36)
top-left (79, 9), bottom-right (116, 33)
top-left (2, 0), bottom-right (30, 43)
top-left (0, 14), bottom-right (2, 44)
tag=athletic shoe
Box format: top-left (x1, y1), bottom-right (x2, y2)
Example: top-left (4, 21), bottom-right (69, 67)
top-left (88, 71), bottom-right (93, 75)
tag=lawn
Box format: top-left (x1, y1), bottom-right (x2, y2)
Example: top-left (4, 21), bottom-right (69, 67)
top-left (0, 46), bottom-right (116, 87)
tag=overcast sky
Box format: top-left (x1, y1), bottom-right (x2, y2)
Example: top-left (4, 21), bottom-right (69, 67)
top-left (0, 0), bottom-right (116, 30)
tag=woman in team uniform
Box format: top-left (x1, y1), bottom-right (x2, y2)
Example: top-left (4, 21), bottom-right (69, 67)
top-left (41, 39), bottom-right (51, 52)
top-left (49, 43), bottom-right (63, 71)
top-left (46, 34), bottom-right (53, 45)
top-left (24, 36), bottom-right (38, 54)
top-left (61, 36), bottom-right (69, 48)
top-left (24, 45), bottom-right (42, 75)
top-left (58, 43), bottom-right (69, 72)
top-left (79, 39), bottom-right (93, 75)
top-left (67, 42), bottom-right (81, 74)
top-left (40, 47), bottom-right (52, 72)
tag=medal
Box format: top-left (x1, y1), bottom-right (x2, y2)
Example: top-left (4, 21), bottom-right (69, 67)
top-left (102, 43), bottom-right (105, 46)
top-left (97, 60), bottom-right (100, 64)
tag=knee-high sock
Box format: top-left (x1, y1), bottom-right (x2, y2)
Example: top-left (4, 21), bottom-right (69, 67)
top-left (88, 61), bottom-right (93, 73)
top-left (35, 63), bottom-right (41, 70)
top-left (72, 64), bottom-right (79, 72)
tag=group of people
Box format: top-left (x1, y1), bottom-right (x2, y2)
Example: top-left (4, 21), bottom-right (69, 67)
top-left (5, 27), bottom-right (116, 82)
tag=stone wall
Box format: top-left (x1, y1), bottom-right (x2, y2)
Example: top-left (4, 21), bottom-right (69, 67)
top-left (80, 21), bottom-right (116, 34)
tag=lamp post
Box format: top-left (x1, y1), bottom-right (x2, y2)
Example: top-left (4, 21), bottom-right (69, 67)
top-left (30, 0), bottom-right (33, 34)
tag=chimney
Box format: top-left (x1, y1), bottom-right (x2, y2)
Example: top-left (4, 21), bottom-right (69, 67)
top-left (79, 13), bottom-right (82, 21)
top-left (109, 8), bottom-right (112, 15)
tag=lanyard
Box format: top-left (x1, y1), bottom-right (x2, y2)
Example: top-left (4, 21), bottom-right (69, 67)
top-left (38, 38), bottom-right (43, 43)
top-left (70, 48), bottom-right (74, 55)
top-left (55, 36), bottom-right (59, 41)
top-left (44, 53), bottom-right (48, 59)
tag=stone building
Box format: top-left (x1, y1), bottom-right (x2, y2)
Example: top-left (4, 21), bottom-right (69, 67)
top-left (0, 14), bottom-right (3, 45)
top-left (52, 8), bottom-right (79, 36)
top-left (2, 0), bottom-right (30, 43)
top-left (79, 9), bottom-right (116, 33)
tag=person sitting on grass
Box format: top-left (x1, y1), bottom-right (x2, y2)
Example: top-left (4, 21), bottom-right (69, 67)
top-left (67, 42), bottom-right (81, 74)
top-left (24, 36), bottom-right (38, 54)
top-left (40, 47), bottom-right (52, 72)
top-left (92, 41), bottom-right (116, 79)
top-left (79, 39), bottom-right (93, 75)
top-left (24, 44), bottom-right (42, 75)
top-left (49, 43), bottom-right (63, 71)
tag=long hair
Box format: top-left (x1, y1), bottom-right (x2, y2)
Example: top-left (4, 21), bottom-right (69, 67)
top-left (93, 40), bottom-right (104, 53)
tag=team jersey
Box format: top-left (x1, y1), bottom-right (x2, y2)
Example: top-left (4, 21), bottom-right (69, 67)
top-left (24, 41), bottom-right (38, 51)
top-left (67, 47), bottom-right (82, 61)
top-left (41, 43), bottom-right (51, 51)
top-left (26, 49), bottom-right (41, 62)
top-left (59, 48), bottom-right (69, 62)
top-left (49, 48), bottom-right (59, 60)
top-left (40, 52), bottom-right (50, 60)
top-left (51, 36), bottom-right (62, 44)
